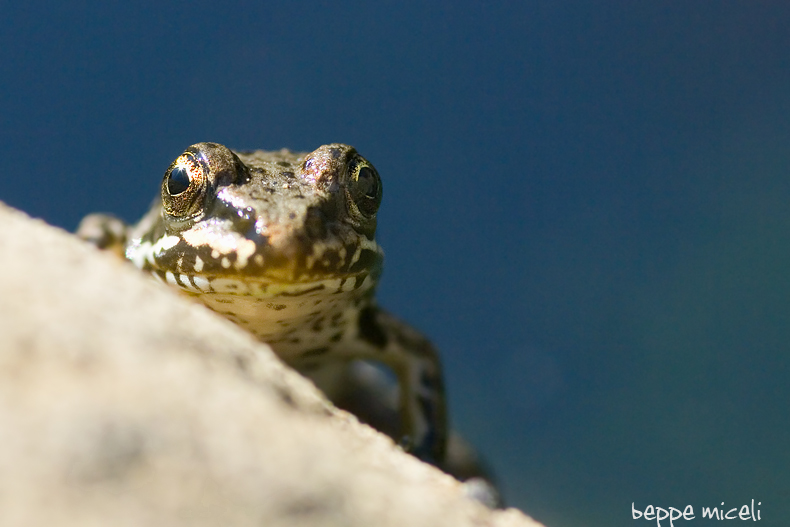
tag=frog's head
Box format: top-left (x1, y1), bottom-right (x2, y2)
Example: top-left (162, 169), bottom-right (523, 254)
top-left (127, 142), bottom-right (384, 293)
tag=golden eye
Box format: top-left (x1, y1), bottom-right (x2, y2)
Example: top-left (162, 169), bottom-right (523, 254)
top-left (161, 152), bottom-right (207, 218)
top-left (349, 157), bottom-right (382, 218)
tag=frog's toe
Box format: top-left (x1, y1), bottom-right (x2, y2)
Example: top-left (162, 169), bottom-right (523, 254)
top-left (461, 476), bottom-right (504, 509)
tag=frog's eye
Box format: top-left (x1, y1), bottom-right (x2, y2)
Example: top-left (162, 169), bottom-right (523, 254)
top-left (348, 157), bottom-right (382, 218)
top-left (167, 165), bottom-right (191, 195)
top-left (161, 152), bottom-right (208, 218)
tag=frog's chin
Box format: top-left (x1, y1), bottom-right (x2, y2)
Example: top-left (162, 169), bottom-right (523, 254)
top-left (147, 269), bottom-right (377, 348)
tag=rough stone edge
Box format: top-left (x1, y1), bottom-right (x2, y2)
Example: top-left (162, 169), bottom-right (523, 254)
top-left (0, 201), bottom-right (543, 527)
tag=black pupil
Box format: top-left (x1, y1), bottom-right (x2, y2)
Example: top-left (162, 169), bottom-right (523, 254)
top-left (357, 166), bottom-right (378, 198)
top-left (167, 166), bottom-right (191, 195)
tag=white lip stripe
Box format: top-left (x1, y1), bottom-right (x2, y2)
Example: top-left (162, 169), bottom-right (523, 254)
top-left (165, 272), bottom-right (179, 287)
top-left (178, 274), bottom-right (202, 293)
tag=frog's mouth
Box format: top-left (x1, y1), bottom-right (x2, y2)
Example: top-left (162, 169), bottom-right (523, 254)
top-left (147, 267), bottom-right (378, 302)
top-left (126, 221), bottom-right (383, 294)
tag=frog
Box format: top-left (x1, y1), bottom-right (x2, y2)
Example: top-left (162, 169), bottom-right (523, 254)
top-left (77, 142), bottom-right (500, 506)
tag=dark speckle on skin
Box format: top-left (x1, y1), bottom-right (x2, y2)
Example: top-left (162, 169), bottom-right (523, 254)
top-left (301, 347), bottom-right (330, 358)
top-left (357, 306), bottom-right (387, 349)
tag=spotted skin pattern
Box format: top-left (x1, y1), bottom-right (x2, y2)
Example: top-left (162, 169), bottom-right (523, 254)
top-left (79, 143), bottom-right (499, 505)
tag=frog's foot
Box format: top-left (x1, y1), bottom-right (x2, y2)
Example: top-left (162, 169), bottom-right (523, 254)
top-left (461, 477), bottom-right (503, 509)
top-left (443, 431), bottom-right (504, 508)
top-left (76, 213), bottom-right (128, 256)
top-left (310, 360), bottom-right (504, 508)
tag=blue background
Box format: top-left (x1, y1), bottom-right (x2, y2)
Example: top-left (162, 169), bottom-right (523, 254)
top-left (3, 2), bottom-right (788, 525)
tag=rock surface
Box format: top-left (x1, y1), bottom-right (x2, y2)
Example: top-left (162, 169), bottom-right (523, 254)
top-left (0, 202), bottom-right (543, 527)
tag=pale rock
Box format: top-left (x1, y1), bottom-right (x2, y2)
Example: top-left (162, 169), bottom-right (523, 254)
top-left (0, 202), bottom-right (543, 527)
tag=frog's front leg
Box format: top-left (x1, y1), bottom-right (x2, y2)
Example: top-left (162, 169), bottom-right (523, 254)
top-left (355, 307), bottom-right (449, 464)
top-left (292, 306), bottom-right (448, 464)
